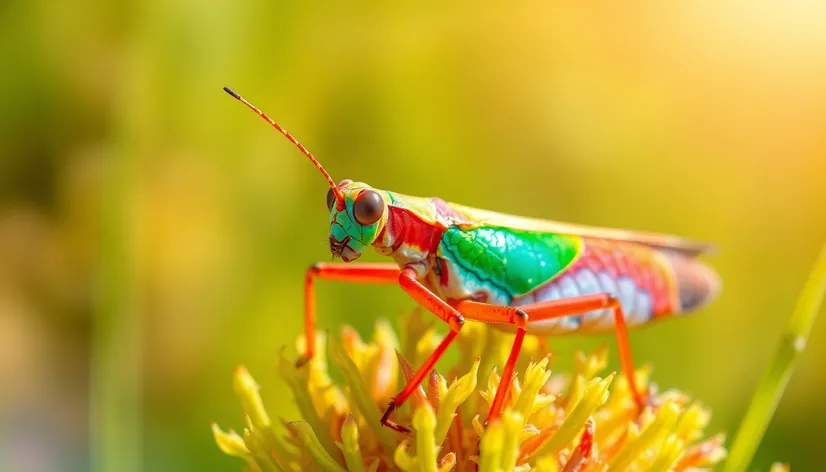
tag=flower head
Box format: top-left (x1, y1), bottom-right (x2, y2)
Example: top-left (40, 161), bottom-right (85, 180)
top-left (213, 309), bottom-right (730, 471)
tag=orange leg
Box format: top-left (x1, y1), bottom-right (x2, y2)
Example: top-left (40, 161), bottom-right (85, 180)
top-left (300, 263), bottom-right (464, 433)
top-left (456, 293), bottom-right (645, 423)
top-left (380, 267), bottom-right (467, 433)
top-left (298, 262), bottom-right (400, 367)
top-left (454, 301), bottom-right (528, 424)
top-left (523, 294), bottom-right (645, 409)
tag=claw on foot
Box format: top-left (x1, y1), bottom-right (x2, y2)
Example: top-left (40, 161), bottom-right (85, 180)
top-left (295, 355), bottom-right (311, 368)
top-left (380, 401), bottom-right (411, 434)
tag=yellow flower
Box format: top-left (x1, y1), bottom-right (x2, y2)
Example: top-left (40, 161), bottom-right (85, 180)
top-left (213, 310), bottom-right (734, 471)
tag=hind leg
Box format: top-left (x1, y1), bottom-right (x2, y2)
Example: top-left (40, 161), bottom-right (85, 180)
top-left (456, 293), bottom-right (645, 423)
top-left (521, 294), bottom-right (645, 409)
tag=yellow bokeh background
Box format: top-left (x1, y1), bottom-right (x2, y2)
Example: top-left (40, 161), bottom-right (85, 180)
top-left (1, 0), bottom-right (825, 470)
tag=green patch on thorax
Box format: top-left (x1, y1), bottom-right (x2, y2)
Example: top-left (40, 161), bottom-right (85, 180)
top-left (439, 226), bottom-right (581, 297)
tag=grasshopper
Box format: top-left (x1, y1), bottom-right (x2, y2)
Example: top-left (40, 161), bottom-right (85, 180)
top-left (223, 87), bottom-right (720, 433)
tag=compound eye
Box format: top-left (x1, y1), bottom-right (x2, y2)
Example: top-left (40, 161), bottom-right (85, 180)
top-left (353, 190), bottom-right (384, 225)
top-left (326, 188), bottom-right (335, 210)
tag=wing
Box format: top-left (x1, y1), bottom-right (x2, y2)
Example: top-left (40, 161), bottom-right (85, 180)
top-left (446, 202), bottom-right (714, 258)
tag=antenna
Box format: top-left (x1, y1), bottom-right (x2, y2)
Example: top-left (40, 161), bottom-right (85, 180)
top-left (223, 86), bottom-right (344, 207)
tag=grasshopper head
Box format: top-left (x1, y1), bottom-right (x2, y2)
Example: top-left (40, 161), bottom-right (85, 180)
top-left (327, 180), bottom-right (388, 262)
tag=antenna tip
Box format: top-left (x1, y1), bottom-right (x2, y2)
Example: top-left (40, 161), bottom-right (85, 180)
top-left (223, 86), bottom-right (241, 100)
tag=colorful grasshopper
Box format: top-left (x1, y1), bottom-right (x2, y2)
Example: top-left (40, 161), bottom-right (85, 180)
top-left (223, 87), bottom-right (721, 433)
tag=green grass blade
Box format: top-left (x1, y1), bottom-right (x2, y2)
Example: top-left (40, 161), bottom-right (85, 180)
top-left (724, 243), bottom-right (826, 472)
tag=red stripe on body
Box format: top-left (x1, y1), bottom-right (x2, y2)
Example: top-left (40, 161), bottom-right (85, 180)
top-left (591, 242), bottom-right (618, 279)
top-left (377, 206), bottom-right (446, 255)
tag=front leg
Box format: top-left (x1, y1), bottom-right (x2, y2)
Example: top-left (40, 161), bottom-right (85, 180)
top-left (298, 262), bottom-right (400, 367)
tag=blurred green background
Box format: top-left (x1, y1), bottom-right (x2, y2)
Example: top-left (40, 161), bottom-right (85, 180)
top-left (1, 0), bottom-right (825, 471)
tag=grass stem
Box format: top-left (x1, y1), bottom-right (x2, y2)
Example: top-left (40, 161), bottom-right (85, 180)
top-left (724, 243), bottom-right (826, 472)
